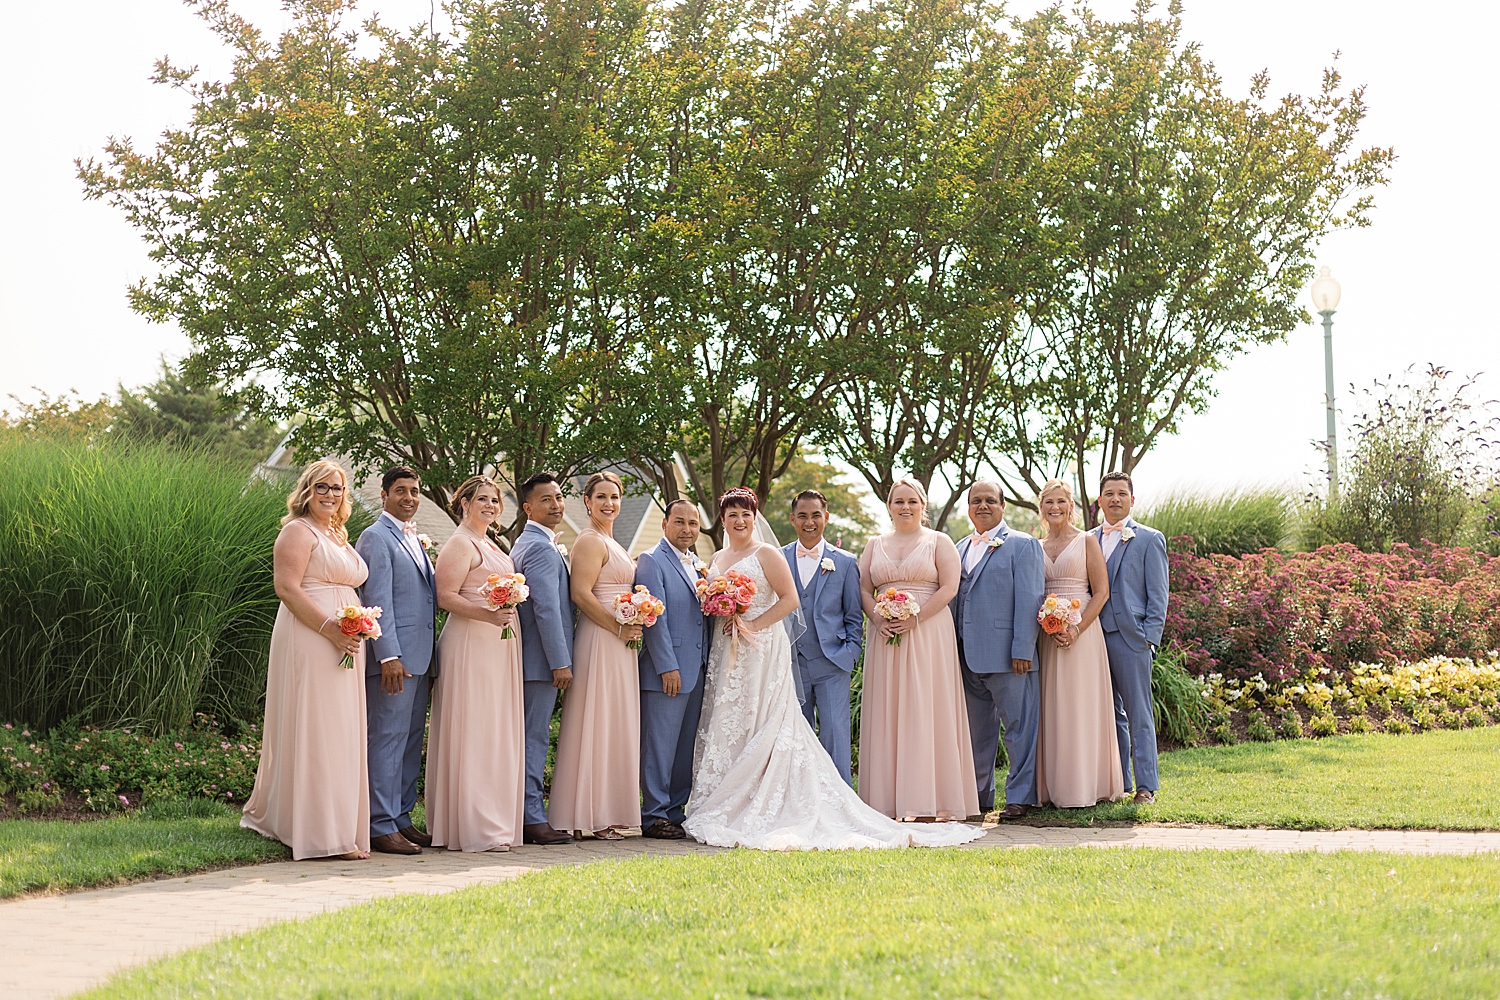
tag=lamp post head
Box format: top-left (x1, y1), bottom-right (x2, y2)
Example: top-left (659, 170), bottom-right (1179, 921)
top-left (1310, 265), bottom-right (1342, 315)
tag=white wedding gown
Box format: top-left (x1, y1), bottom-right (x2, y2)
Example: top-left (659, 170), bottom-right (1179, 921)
top-left (684, 552), bottom-right (986, 850)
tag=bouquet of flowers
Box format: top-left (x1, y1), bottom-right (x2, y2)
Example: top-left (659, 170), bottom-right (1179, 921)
top-left (1038, 593), bottom-right (1082, 636)
top-left (873, 587), bottom-right (921, 646)
top-left (333, 604), bottom-right (383, 669)
top-left (613, 585), bottom-right (666, 650)
top-left (480, 572), bottom-right (529, 639)
top-left (696, 569), bottom-right (757, 636)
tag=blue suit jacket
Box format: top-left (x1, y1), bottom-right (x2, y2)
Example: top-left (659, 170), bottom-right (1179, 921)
top-left (355, 515), bottom-right (437, 677)
top-left (1092, 516), bottom-right (1169, 653)
top-left (510, 521), bottom-right (575, 683)
top-left (950, 525), bottom-right (1046, 672)
top-left (634, 539), bottom-right (711, 693)
top-left (781, 541), bottom-right (864, 672)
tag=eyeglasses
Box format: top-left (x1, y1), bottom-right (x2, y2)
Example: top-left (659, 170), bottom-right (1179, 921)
top-left (313, 484), bottom-right (346, 496)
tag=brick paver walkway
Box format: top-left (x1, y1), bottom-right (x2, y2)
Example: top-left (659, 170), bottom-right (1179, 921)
top-left (5, 823), bottom-right (1499, 999)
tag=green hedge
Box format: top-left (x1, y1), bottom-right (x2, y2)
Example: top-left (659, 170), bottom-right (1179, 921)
top-left (0, 437), bottom-right (288, 731)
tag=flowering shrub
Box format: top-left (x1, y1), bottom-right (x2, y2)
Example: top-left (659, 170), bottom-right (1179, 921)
top-left (1165, 542), bottom-right (1500, 685)
top-left (1207, 655), bottom-right (1500, 717)
top-left (0, 715), bottom-right (260, 813)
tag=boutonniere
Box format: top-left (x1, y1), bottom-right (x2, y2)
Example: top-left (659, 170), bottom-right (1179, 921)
top-left (987, 536), bottom-right (1004, 549)
top-left (555, 542), bottom-right (569, 557)
top-left (820, 557), bottom-right (836, 573)
top-left (1120, 527), bottom-right (1136, 542)
top-left (417, 533), bottom-right (438, 563)
top-left (693, 558), bottom-right (709, 576)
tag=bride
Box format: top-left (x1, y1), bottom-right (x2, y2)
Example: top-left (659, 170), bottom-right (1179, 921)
top-left (684, 488), bottom-right (985, 850)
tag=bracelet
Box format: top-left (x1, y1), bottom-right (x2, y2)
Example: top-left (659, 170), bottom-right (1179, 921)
top-left (616, 624), bottom-right (622, 638)
top-left (319, 617), bottom-right (334, 634)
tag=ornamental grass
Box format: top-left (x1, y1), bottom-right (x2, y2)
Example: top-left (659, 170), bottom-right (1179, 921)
top-left (0, 436), bottom-right (288, 731)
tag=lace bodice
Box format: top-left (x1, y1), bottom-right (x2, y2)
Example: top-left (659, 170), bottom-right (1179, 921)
top-left (715, 551), bottom-right (779, 618)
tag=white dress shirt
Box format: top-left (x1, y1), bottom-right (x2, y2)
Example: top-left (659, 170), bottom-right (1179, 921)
top-left (795, 538), bottom-right (825, 588)
top-left (1099, 520), bottom-right (1126, 561)
top-left (380, 511), bottom-right (427, 570)
top-left (964, 522), bottom-right (1006, 573)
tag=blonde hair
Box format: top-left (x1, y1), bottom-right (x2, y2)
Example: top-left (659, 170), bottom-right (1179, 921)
top-left (888, 477), bottom-right (930, 526)
top-left (1038, 478), bottom-right (1074, 504)
top-left (283, 459), bottom-right (352, 544)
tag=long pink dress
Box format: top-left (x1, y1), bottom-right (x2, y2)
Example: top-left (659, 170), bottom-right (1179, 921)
top-left (424, 531), bottom-right (526, 852)
top-left (1036, 532), bottom-right (1126, 808)
top-left (858, 530), bottom-right (980, 821)
top-left (548, 529), bottom-right (642, 833)
top-left (242, 520), bottom-right (371, 860)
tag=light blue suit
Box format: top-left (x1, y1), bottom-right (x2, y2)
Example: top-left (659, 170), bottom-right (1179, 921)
top-left (950, 525), bottom-right (1046, 810)
top-left (634, 539), bottom-right (711, 825)
top-left (355, 513), bottom-right (437, 838)
top-left (782, 540), bottom-right (863, 785)
top-left (510, 521), bottom-right (576, 826)
top-left (1093, 516), bottom-right (1169, 792)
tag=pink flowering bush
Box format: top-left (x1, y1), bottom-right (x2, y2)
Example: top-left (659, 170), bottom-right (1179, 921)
top-left (0, 715), bottom-right (261, 813)
top-left (1165, 541), bottom-right (1500, 686)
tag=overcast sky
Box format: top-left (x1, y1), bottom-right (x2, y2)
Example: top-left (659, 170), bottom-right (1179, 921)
top-left (2, 0), bottom-right (1494, 506)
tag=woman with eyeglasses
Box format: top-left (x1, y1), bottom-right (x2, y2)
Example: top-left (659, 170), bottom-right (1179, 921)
top-left (241, 460), bottom-right (374, 860)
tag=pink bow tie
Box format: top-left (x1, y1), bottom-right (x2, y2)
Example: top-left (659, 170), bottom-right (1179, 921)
top-left (1101, 521), bottom-right (1123, 534)
top-left (401, 522), bottom-right (418, 535)
top-left (969, 533), bottom-right (990, 545)
top-left (797, 548), bottom-right (820, 559)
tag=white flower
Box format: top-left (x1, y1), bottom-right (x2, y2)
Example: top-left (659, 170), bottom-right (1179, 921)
top-left (1120, 527), bottom-right (1136, 541)
top-left (821, 557), bottom-right (836, 573)
top-left (417, 533), bottom-right (433, 547)
top-left (987, 536), bottom-right (1004, 549)
top-left (556, 543), bottom-right (568, 557)
top-left (693, 558), bottom-right (708, 575)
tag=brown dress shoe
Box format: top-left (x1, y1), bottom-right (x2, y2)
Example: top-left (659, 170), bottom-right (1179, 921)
top-left (398, 825), bottom-right (432, 847)
top-left (1133, 789), bottom-right (1156, 804)
top-left (522, 823), bottom-right (573, 845)
top-left (641, 819), bottom-right (686, 840)
top-left (371, 831), bottom-right (420, 855)
top-left (999, 803), bottom-right (1031, 820)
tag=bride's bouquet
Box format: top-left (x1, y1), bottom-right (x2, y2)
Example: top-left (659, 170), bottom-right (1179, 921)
top-left (873, 587), bottom-right (921, 646)
top-left (612, 585), bottom-right (666, 650)
top-left (480, 572), bottom-right (528, 639)
top-left (1038, 593), bottom-right (1082, 635)
top-left (696, 569), bottom-right (757, 638)
top-left (333, 604), bottom-right (383, 668)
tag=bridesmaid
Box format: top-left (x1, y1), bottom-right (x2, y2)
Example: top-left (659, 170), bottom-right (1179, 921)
top-left (857, 479), bottom-right (980, 822)
top-left (424, 475), bottom-right (526, 852)
top-left (1035, 479), bottom-right (1126, 808)
top-left (549, 471), bottom-right (643, 840)
top-left (242, 460), bottom-right (372, 861)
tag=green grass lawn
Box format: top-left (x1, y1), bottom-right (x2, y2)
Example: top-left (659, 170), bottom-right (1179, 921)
top-left (87, 848), bottom-right (1500, 999)
top-left (1031, 726), bottom-right (1500, 830)
top-left (0, 798), bottom-right (287, 898)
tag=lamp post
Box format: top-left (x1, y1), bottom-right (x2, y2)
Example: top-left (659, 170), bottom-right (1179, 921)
top-left (1310, 266), bottom-right (1343, 498)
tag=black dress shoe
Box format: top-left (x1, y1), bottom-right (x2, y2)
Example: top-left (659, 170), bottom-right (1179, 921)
top-left (641, 819), bottom-right (686, 840)
top-left (399, 825), bottom-right (433, 847)
top-left (999, 803), bottom-right (1031, 820)
top-left (523, 823), bottom-right (573, 845)
top-left (371, 831), bottom-right (421, 855)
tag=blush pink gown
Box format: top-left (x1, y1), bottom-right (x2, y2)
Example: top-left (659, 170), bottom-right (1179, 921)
top-left (1036, 531), bottom-right (1125, 808)
top-left (242, 520), bottom-right (371, 860)
top-left (547, 529), bottom-right (642, 833)
top-left (858, 530), bottom-right (980, 821)
top-left (424, 531), bottom-right (526, 852)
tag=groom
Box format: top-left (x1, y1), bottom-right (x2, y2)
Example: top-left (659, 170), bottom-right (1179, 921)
top-left (356, 466), bottom-right (437, 855)
top-left (952, 480), bottom-right (1046, 819)
top-left (510, 472), bottom-right (576, 846)
top-left (781, 490), bottom-right (864, 786)
top-left (634, 499), bottom-right (712, 839)
top-left (1093, 472), bottom-right (1170, 803)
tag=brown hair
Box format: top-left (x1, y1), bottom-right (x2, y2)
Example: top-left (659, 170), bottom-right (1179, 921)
top-left (718, 488), bottom-right (759, 515)
top-left (583, 470), bottom-right (624, 502)
top-left (449, 474), bottom-right (503, 521)
top-left (283, 460), bottom-right (352, 543)
top-left (1099, 471), bottom-right (1134, 493)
